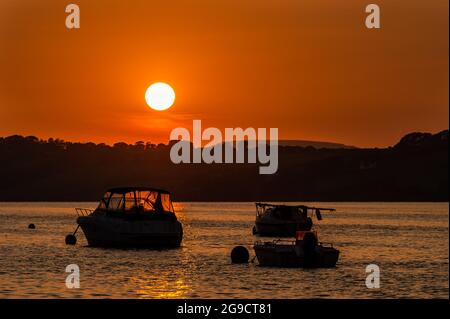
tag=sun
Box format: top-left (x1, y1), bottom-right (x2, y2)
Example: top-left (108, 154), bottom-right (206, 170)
top-left (145, 82), bottom-right (175, 111)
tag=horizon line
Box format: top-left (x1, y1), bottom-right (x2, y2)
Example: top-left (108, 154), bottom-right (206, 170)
top-left (1, 128), bottom-right (448, 149)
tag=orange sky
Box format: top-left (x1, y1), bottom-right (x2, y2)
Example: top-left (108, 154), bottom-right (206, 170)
top-left (0, 0), bottom-right (448, 147)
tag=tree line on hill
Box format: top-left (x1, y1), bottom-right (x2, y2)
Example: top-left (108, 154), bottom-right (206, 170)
top-left (0, 130), bottom-right (448, 201)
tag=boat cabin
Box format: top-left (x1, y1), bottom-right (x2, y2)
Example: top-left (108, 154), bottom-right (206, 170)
top-left (97, 187), bottom-right (175, 217)
top-left (255, 203), bottom-right (335, 220)
top-left (256, 203), bottom-right (308, 220)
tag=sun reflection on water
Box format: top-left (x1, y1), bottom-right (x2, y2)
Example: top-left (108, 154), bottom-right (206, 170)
top-left (131, 274), bottom-right (190, 299)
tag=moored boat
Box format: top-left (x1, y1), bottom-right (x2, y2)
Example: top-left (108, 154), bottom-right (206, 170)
top-left (76, 187), bottom-right (182, 248)
top-left (253, 203), bottom-right (335, 237)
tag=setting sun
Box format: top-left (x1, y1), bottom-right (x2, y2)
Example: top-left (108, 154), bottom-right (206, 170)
top-left (145, 82), bottom-right (175, 111)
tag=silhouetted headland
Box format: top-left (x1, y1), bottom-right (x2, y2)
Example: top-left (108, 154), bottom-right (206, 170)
top-left (0, 130), bottom-right (448, 201)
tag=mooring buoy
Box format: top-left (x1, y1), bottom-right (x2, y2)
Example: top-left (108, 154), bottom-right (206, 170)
top-left (65, 234), bottom-right (77, 245)
top-left (231, 246), bottom-right (249, 264)
top-left (28, 223), bottom-right (36, 229)
top-left (65, 225), bottom-right (80, 245)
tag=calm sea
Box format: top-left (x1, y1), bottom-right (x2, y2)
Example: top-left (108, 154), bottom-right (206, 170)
top-left (0, 202), bottom-right (448, 298)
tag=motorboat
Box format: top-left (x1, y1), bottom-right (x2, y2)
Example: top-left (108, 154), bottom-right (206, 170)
top-left (76, 187), bottom-right (183, 248)
top-left (253, 203), bottom-right (335, 237)
top-left (253, 230), bottom-right (339, 268)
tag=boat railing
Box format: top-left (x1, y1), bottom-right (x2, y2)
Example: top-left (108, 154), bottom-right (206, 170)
top-left (275, 238), bottom-right (297, 244)
top-left (255, 239), bottom-right (335, 247)
top-left (254, 239), bottom-right (296, 246)
top-left (75, 207), bottom-right (94, 217)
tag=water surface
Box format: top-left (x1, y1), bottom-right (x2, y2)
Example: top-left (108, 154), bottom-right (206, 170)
top-left (0, 202), bottom-right (448, 298)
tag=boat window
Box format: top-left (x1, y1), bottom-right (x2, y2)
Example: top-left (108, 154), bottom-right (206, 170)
top-left (98, 200), bottom-right (106, 209)
top-left (102, 190), bottom-right (173, 213)
top-left (161, 193), bottom-right (174, 213)
top-left (98, 192), bottom-right (111, 209)
top-left (134, 191), bottom-right (153, 211)
top-left (124, 192), bottom-right (136, 211)
top-left (108, 193), bottom-right (124, 211)
top-left (136, 190), bottom-right (166, 212)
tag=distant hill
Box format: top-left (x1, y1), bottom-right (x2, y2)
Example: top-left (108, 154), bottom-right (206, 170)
top-left (278, 140), bottom-right (356, 149)
top-left (182, 139), bottom-right (357, 150)
top-left (0, 130), bottom-right (448, 201)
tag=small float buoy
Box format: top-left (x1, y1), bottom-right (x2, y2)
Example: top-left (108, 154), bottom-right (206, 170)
top-left (28, 223), bottom-right (36, 229)
top-left (231, 246), bottom-right (249, 264)
top-left (65, 234), bottom-right (77, 245)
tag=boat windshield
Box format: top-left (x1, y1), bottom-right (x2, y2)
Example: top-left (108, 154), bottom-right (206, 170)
top-left (98, 190), bottom-right (175, 213)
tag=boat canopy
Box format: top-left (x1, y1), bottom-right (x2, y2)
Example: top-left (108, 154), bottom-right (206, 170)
top-left (255, 202), bottom-right (336, 212)
top-left (255, 202), bottom-right (335, 220)
top-left (98, 187), bottom-right (174, 213)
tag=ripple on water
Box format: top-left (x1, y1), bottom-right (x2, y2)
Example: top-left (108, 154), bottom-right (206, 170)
top-left (0, 202), bottom-right (448, 298)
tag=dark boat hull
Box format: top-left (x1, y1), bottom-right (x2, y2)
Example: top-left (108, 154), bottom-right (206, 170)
top-left (254, 243), bottom-right (339, 268)
top-left (77, 216), bottom-right (183, 248)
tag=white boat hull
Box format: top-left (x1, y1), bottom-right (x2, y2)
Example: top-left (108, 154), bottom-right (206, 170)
top-left (77, 215), bottom-right (183, 248)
